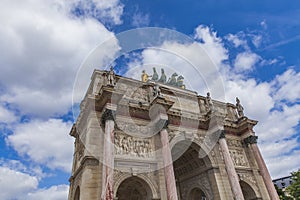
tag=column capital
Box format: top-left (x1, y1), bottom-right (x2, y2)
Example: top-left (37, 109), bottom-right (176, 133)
top-left (101, 109), bottom-right (116, 125)
top-left (219, 130), bottom-right (226, 139)
top-left (243, 135), bottom-right (258, 146)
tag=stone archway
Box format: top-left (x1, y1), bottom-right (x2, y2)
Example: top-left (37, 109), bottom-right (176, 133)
top-left (188, 187), bottom-right (207, 200)
top-left (240, 180), bottom-right (257, 200)
top-left (116, 176), bottom-right (153, 200)
top-left (172, 141), bottom-right (213, 200)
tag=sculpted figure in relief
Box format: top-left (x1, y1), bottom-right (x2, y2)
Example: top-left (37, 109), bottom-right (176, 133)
top-left (114, 134), bottom-right (153, 157)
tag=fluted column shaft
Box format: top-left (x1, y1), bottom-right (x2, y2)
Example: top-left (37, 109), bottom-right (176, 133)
top-left (219, 134), bottom-right (245, 200)
top-left (160, 128), bottom-right (178, 200)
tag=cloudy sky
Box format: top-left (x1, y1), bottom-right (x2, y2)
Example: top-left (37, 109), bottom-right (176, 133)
top-left (0, 0), bottom-right (299, 199)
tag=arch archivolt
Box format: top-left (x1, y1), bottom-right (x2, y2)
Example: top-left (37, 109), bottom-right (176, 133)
top-left (113, 172), bottom-right (159, 199)
top-left (169, 131), bottom-right (216, 166)
top-left (238, 172), bottom-right (261, 197)
top-left (181, 174), bottom-right (213, 200)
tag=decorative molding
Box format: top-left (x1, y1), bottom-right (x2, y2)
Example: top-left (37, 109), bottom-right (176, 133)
top-left (243, 135), bottom-right (258, 146)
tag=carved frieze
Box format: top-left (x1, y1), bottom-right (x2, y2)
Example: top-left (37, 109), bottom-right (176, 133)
top-left (116, 83), bottom-right (149, 103)
top-left (114, 133), bottom-right (154, 158)
top-left (229, 149), bottom-right (248, 167)
top-left (227, 139), bottom-right (243, 148)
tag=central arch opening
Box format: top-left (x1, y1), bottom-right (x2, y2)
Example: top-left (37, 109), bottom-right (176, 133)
top-left (189, 187), bottom-right (207, 200)
top-left (116, 176), bottom-right (153, 200)
top-left (172, 141), bottom-right (211, 200)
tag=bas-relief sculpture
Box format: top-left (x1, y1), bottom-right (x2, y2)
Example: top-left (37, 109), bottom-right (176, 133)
top-left (114, 133), bottom-right (154, 158)
top-left (229, 149), bottom-right (248, 167)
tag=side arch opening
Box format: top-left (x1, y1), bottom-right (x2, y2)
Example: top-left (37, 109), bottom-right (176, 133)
top-left (74, 186), bottom-right (80, 200)
top-left (116, 176), bottom-right (153, 200)
top-left (240, 180), bottom-right (258, 200)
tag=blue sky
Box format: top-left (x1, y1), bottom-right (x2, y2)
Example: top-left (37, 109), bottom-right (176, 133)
top-left (0, 0), bottom-right (299, 199)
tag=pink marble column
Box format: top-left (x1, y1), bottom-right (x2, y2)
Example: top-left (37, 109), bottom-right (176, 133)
top-left (245, 136), bottom-right (279, 200)
top-left (219, 133), bottom-right (245, 200)
top-left (160, 128), bottom-right (178, 200)
top-left (101, 110), bottom-right (115, 200)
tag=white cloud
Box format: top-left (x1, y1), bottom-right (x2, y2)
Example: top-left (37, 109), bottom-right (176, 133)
top-left (234, 51), bottom-right (260, 72)
top-left (27, 185), bottom-right (69, 200)
top-left (272, 68), bottom-right (300, 103)
top-left (0, 165), bottom-right (68, 200)
top-left (0, 166), bottom-right (38, 200)
top-left (194, 25), bottom-right (228, 67)
top-left (265, 150), bottom-right (300, 179)
top-left (224, 68), bottom-right (300, 178)
top-left (7, 119), bottom-right (74, 172)
top-left (224, 79), bottom-right (274, 121)
top-left (132, 12), bottom-right (150, 27)
top-left (0, 0), bottom-right (120, 118)
top-left (260, 20), bottom-right (268, 29)
top-left (256, 104), bottom-right (300, 142)
top-left (125, 25), bottom-right (228, 100)
top-left (226, 33), bottom-right (248, 48)
top-left (0, 104), bottom-right (17, 123)
top-left (252, 34), bottom-right (262, 48)
top-left (70, 0), bottom-right (124, 25)
top-left (0, 159), bottom-right (48, 180)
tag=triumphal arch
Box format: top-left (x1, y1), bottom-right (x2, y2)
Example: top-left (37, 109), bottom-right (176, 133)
top-left (68, 68), bottom-right (279, 200)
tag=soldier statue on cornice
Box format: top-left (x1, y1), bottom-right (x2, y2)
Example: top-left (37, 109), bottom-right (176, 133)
top-left (236, 97), bottom-right (244, 118)
top-left (107, 66), bottom-right (116, 86)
